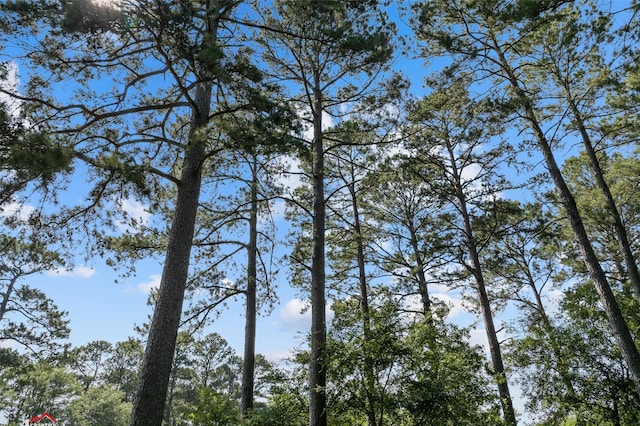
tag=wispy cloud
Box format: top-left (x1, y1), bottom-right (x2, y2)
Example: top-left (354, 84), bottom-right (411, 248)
top-left (47, 266), bottom-right (96, 279)
top-left (114, 197), bottom-right (151, 232)
top-left (0, 61), bottom-right (22, 118)
top-left (137, 274), bottom-right (161, 294)
top-left (0, 200), bottom-right (35, 222)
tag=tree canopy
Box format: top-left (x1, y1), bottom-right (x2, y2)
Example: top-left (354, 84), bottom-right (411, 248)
top-left (2, 1), bottom-right (640, 425)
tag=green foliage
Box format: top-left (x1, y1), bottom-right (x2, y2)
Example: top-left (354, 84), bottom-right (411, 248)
top-left (325, 296), bottom-right (499, 425)
top-left (60, 0), bottom-right (125, 33)
top-left (0, 236), bottom-right (70, 353)
top-left (245, 393), bottom-right (308, 426)
top-left (0, 101), bottom-right (73, 198)
top-left (508, 280), bottom-right (640, 425)
top-left (188, 388), bottom-right (241, 426)
top-left (0, 359), bottom-right (80, 424)
top-left (64, 385), bottom-right (132, 426)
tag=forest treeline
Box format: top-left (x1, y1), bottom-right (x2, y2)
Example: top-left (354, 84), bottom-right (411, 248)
top-left (1, 0), bottom-right (640, 425)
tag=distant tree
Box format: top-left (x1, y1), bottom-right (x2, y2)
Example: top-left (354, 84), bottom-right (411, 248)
top-left (412, 0), bottom-right (640, 398)
top-left (69, 340), bottom-right (113, 391)
top-left (0, 358), bottom-right (79, 424)
top-left (480, 202), bottom-right (586, 422)
top-left (188, 388), bottom-right (241, 426)
top-left (64, 385), bottom-right (132, 426)
top-left (515, 2), bottom-right (640, 302)
top-left (0, 2), bottom-right (292, 424)
top-left (0, 235), bottom-right (69, 354)
top-left (561, 152), bottom-right (640, 287)
top-left (363, 156), bottom-right (453, 319)
top-left (404, 78), bottom-right (517, 424)
top-left (256, 2), bottom-right (396, 423)
top-left (103, 338), bottom-right (143, 403)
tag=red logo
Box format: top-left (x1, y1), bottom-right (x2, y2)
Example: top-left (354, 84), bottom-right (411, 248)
top-left (28, 412), bottom-right (57, 424)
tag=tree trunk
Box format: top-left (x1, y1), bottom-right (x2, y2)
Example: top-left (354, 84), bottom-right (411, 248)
top-left (347, 179), bottom-right (377, 426)
top-left (446, 145), bottom-right (517, 426)
top-left (408, 222), bottom-right (432, 318)
top-left (129, 82), bottom-right (211, 426)
top-left (525, 271), bottom-right (583, 424)
top-left (309, 82), bottom-right (327, 426)
top-left (0, 276), bottom-right (17, 321)
top-left (563, 90), bottom-right (640, 302)
top-left (490, 36), bottom-right (640, 397)
top-left (241, 157), bottom-right (259, 416)
top-left (164, 355), bottom-right (178, 425)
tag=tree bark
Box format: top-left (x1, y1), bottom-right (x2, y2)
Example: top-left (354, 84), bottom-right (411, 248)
top-left (309, 81), bottom-right (327, 426)
top-left (563, 90), bottom-right (640, 302)
top-left (129, 82), bottom-right (211, 426)
top-left (347, 178), bottom-right (378, 426)
top-left (446, 144), bottom-right (518, 426)
top-left (408, 221), bottom-right (432, 318)
top-left (241, 156), bottom-right (259, 416)
top-left (0, 276), bottom-right (17, 322)
top-left (490, 36), bottom-right (640, 397)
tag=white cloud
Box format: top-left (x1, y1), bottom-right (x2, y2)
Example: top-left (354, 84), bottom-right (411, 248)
top-left (122, 198), bottom-right (150, 223)
top-left (432, 292), bottom-right (466, 319)
top-left (279, 298), bottom-right (311, 331)
top-left (300, 109), bottom-right (334, 142)
top-left (263, 349), bottom-right (295, 364)
top-left (268, 199), bottom-right (287, 222)
top-left (0, 61), bottom-right (22, 117)
top-left (47, 266), bottom-right (96, 279)
top-left (0, 200), bottom-right (35, 222)
top-left (137, 274), bottom-right (161, 294)
top-left (275, 155), bottom-right (305, 194)
top-left (278, 297), bottom-right (334, 333)
top-left (114, 197), bottom-right (151, 232)
top-left (0, 339), bottom-right (21, 349)
top-left (468, 328), bottom-right (489, 352)
top-left (468, 326), bottom-right (509, 354)
top-left (543, 288), bottom-right (564, 316)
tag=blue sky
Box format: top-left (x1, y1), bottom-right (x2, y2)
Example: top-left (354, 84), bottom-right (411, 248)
top-left (0, 2), bottom-right (598, 422)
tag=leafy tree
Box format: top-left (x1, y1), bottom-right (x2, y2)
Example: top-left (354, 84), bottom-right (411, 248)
top-left (256, 2), bottom-right (396, 423)
top-left (515, 2), bottom-right (640, 302)
top-left (481, 202), bottom-right (585, 422)
top-left (510, 279), bottom-right (640, 425)
top-left (103, 338), bottom-right (143, 403)
top-left (400, 320), bottom-right (501, 426)
top-left (68, 340), bottom-right (113, 391)
top-left (561, 152), bottom-right (640, 287)
top-left (412, 0), bottom-right (640, 398)
top-left (246, 392), bottom-right (307, 426)
top-left (363, 156), bottom-right (454, 319)
top-left (0, 2), bottom-right (292, 423)
top-left (0, 357), bottom-right (79, 424)
top-left (404, 78), bottom-right (517, 424)
top-left (0, 235), bottom-right (69, 355)
top-left (327, 298), bottom-right (404, 425)
top-left (64, 385), bottom-right (132, 426)
top-left (188, 388), bottom-right (241, 426)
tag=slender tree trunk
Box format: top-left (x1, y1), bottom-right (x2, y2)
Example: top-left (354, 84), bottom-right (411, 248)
top-left (347, 180), bottom-right (377, 426)
top-left (309, 82), bottom-right (327, 426)
top-left (408, 222), bottom-right (432, 317)
top-left (490, 36), bottom-right (640, 397)
top-left (446, 145), bottom-right (517, 426)
top-left (525, 271), bottom-right (583, 424)
top-left (0, 276), bottom-right (17, 321)
top-left (164, 355), bottom-right (178, 425)
top-left (241, 157), bottom-right (259, 416)
top-left (129, 82), bottom-right (211, 426)
top-left (563, 90), bottom-right (640, 301)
